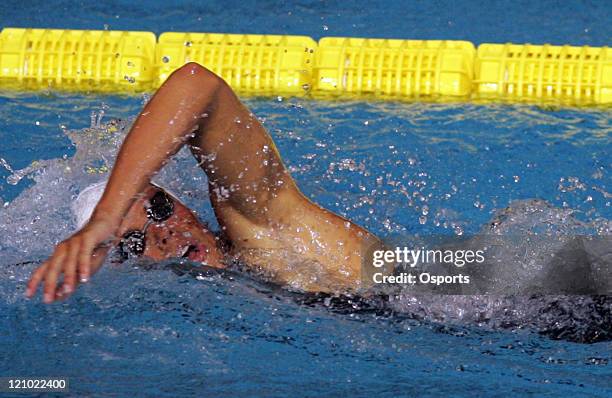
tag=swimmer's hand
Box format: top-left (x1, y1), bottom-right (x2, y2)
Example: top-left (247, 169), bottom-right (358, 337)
top-left (25, 217), bottom-right (117, 303)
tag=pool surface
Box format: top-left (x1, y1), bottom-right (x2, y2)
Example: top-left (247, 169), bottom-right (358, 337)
top-left (1, 1), bottom-right (611, 397)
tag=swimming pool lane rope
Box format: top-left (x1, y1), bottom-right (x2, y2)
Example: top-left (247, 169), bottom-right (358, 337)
top-left (0, 28), bottom-right (610, 106)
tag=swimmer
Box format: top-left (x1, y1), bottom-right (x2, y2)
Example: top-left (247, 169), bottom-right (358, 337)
top-left (25, 62), bottom-right (382, 303)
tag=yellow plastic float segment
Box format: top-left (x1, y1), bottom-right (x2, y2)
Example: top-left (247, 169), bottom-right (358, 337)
top-left (474, 43), bottom-right (612, 105)
top-left (155, 32), bottom-right (317, 95)
top-left (312, 38), bottom-right (475, 99)
top-left (0, 28), bottom-right (156, 92)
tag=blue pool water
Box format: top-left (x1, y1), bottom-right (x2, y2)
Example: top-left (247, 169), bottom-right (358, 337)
top-left (1, 1), bottom-right (611, 397)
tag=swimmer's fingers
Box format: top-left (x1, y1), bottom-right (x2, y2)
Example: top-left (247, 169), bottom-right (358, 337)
top-left (54, 279), bottom-right (80, 302)
top-left (61, 238), bottom-right (81, 298)
top-left (25, 262), bottom-right (49, 298)
top-left (57, 239), bottom-right (112, 302)
top-left (42, 244), bottom-right (68, 304)
top-left (77, 235), bottom-right (96, 283)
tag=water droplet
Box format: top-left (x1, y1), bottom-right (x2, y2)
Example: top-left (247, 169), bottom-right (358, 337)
top-left (592, 168), bottom-right (604, 179)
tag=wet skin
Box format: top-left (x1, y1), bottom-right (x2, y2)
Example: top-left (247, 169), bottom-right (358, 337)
top-left (26, 62), bottom-right (381, 303)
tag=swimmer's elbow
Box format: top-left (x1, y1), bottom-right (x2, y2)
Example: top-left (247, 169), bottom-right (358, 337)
top-left (170, 62), bottom-right (224, 92)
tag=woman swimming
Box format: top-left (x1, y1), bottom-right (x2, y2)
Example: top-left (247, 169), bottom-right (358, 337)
top-left (24, 62), bottom-right (609, 318)
top-left (25, 62), bottom-right (382, 303)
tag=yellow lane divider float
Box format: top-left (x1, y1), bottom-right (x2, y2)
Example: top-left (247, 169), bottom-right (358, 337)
top-left (0, 28), bottom-right (156, 92)
top-left (0, 27), bottom-right (610, 105)
top-left (156, 32), bottom-right (316, 95)
top-left (313, 38), bottom-right (474, 98)
top-left (475, 43), bottom-right (611, 104)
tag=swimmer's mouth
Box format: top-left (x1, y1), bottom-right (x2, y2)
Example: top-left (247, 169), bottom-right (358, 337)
top-left (181, 245), bottom-right (197, 259)
top-left (181, 244), bottom-right (208, 262)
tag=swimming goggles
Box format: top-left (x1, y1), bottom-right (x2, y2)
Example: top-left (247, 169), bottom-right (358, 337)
top-left (118, 190), bottom-right (175, 260)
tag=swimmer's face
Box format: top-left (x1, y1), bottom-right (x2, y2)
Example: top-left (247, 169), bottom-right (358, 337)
top-left (117, 185), bottom-right (224, 267)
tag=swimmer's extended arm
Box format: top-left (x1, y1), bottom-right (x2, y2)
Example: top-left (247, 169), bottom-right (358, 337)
top-left (26, 62), bottom-right (299, 302)
top-left (95, 63), bottom-right (225, 227)
top-left (99, 62), bottom-right (295, 234)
